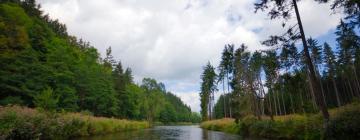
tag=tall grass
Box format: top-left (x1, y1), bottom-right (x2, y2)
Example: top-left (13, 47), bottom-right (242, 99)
top-left (0, 105), bottom-right (149, 139)
top-left (201, 103), bottom-right (360, 139)
top-left (200, 118), bottom-right (239, 134)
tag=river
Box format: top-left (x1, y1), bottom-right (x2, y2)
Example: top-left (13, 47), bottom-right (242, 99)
top-left (75, 125), bottom-right (248, 140)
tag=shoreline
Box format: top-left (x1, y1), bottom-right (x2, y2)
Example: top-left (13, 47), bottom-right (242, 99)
top-left (200, 103), bottom-right (360, 139)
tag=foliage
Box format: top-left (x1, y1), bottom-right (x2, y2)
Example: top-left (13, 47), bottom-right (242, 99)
top-left (200, 118), bottom-right (239, 134)
top-left (33, 87), bottom-right (58, 111)
top-left (199, 62), bottom-right (217, 121)
top-left (0, 105), bottom-right (149, 139)
top-left (0, 1), bottom-right (200, 126)
top-left (202, 103), bottom-right (360, 139)
top-left (326, 102), bottom-right (360, 139)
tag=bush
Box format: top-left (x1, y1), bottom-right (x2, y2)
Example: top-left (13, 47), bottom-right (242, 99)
top-left (238, 115), bottom-right (257, 136)
top-left (201, 103), bottom-right (360, 140)
top-left (33, 87), bottom-right (59, 111)
top-left (326, 103), bottom-right (360, 139)
top-left (0, 96), bottom-right (24, 106)
top-left (201, 114), bottom-right (322, 139)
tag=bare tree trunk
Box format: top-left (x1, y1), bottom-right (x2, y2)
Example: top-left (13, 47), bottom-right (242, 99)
top-left (289, 92), bottom-right (295, 114)
top-left (300, 89), bottom-right (305, 113)
top-left (342, 77), bottom-right (351, 103)
top-left (352, 64), bottom-right (360, 98)
top-left (273, 90), bottom-right (278, 116)
top-left (293, 0), bottom-right (329, 122)
top-left (285, 68), bottom-right (295, 114)
top-left (280, 90), bottom-right (287, 115)
top-left (269, 88), bottom-right (274, 119)
top-left (315, 65), bottom-right (327, 108)
top-left (226, 73), bottom-right (232, 118)
top-left (307, 72), bottom-right (318, 110)
top-left (258, 75), bottom-right (266, 116)
top-left (250, 83), bottom-right (261, 119)
top-left (208, 94), bottom-right (212, 120)
top-left (222, 79), bottom-right (227, 118)
top-left (276, 91), bottom-right (282, 115)
top-left (331, 77), bottom-right (341, 107)
top-left (347, 79), bottom-right (355, 99)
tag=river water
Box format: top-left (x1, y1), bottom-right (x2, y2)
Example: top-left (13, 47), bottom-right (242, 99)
top-left (76, 125), bottom-right (246, 140)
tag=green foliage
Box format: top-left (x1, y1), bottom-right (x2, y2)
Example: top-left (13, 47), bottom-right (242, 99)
top-left (326, 103), bottom-right (360, 139)
top-left (0, 96), bottom-right (24, 106)
top-left (200, 62), bottom-right (217, 121)
top-left (33, 87), bottom-right (58, 111)
top-left (200, 118), bottom-right (239, 134)
top-left (202, 104), bottom-right (360, 139)
top-left (0, 1), bottom-right (200, 126)
top-left (0, 106), bottom-right (149, 139)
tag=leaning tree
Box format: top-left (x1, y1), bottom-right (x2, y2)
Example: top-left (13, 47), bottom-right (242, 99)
top-left (254, 0), bottom-right (330, 122)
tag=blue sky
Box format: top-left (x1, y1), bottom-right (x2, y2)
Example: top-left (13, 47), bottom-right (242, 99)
top-left (38, 0), bottom-right (344, 112)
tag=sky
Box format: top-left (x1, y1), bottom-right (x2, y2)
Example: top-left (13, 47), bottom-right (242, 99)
top-left (37, 0), bottom-right (343, 112)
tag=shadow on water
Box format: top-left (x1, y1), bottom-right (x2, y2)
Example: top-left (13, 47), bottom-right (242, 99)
top-left (75, 125), bottom-right (257, 140)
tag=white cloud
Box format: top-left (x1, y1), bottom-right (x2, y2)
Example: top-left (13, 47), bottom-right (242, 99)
top-left (37, 0), bottom-right (343, 112)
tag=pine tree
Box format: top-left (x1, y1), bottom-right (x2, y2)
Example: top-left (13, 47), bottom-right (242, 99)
top-left (199, 62), bottom-right (217, 120)
top-left (255, 0), bottom-right (330, 122)
top-left (323, 42), bottom-right (341, 107)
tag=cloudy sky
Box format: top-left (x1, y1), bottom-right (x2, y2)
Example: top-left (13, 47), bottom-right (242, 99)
top-left (37, 0), bottom-right (343, 112)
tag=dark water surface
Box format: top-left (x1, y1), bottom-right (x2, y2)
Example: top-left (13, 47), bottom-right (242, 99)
top-left (76, 125), bottom-right (246, 140)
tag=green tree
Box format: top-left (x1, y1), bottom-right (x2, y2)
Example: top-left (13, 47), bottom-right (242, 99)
top-left (323, 42), bottom-right (341, 107)
top-left (199, 62), bottom-right (217, 121)
top-left (254, 0), bottom-right (330, 122)
top-left (33, 87), bottom-right (58, 111)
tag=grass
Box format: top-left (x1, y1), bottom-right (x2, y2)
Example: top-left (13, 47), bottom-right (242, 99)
top-left (200, 118), bottom-right (239, 134)
top-left (0, 105), bottom-right (150, 139)
top-left (200, 102), bottom-right (360, 140)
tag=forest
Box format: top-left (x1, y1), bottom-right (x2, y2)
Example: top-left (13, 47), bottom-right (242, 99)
top-left (0, 0), bottom-right (200, 124)
top-left (199, 0), bottom-right (360, 139)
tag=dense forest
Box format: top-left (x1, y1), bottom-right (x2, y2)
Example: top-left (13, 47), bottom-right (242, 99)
top-left (0, 0), bottom-right (200, 124)
top-left (199, 0), bottom-right (360, 122)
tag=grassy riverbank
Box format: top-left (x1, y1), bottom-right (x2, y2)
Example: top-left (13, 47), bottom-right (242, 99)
top-left (201, 103), bottom-right (360, 139)
top-left (0, 106), bottom-right (150, 139)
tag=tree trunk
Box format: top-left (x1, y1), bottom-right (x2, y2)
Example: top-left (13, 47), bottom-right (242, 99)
top-left (293, 0), bottom-right (329, 122)
top-left (250, 83), bottom-right (261, 119)
top-left (280, 90), bottom-right (287, 115)
top-left (269, 87), bottom-right (275, 120)
top-left (258, 75), bottom-right (266, 116)
top-left (222, 79), bottom-right (227, 118)
top-left (289, 91), bottom-right (295, 114)
top-left (299, 88), bottom-right (306, 113)
top-left (331, 77), bottom-right (341, 107)
top-left (226, 73), bottom-right (232, 118)
top-left (273, 90), bottom-right (278, 116)
top-left (307, 72), bottom-right (318, 110)
top-left (276, 91), bottom-right (282, 115)
top-left (315, 65), bottom-right (327, 108)
top-left (352, 64), bottom-right (360, 98)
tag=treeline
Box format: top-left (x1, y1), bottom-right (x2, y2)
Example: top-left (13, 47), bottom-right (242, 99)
top-left (0, 0), bottom-right (200, 124)
top-left (199, 0), bottom-right (360, 121)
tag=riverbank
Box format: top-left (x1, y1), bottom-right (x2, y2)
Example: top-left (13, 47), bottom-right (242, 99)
top-left (0, 106), bottom-right (149, 139)
top-left (201, 102), bottom-right (360, 139)
top-left (154, 122), bottom-right (199, 126)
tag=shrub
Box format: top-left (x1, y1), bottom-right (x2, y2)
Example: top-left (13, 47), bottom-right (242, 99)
top-left (326, 103), bottom-right (360, 139)
top-left (33, 87), bottom-right (59, 111)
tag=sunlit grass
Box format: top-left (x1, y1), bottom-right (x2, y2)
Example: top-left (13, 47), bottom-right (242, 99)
top-left (200, 118), bottom-right (239, 134)
top-left (200, 103), bottom-right (360, 139)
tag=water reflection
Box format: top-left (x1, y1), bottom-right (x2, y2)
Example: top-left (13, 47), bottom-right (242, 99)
top-left (75, 125), bottom-right (242, 140)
